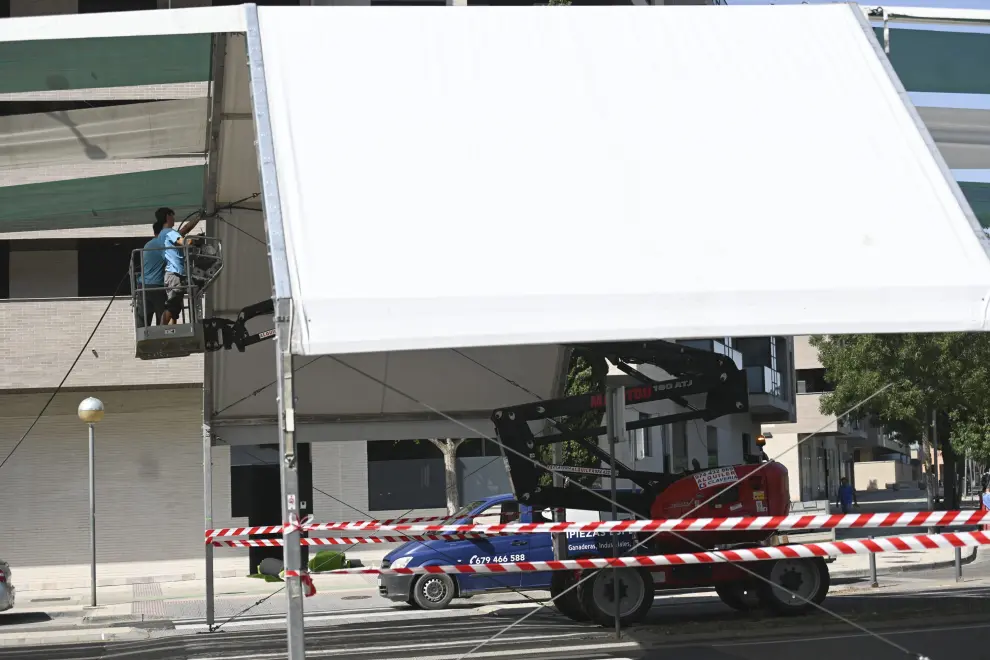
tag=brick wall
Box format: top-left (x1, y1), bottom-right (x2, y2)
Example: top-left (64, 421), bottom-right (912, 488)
top-left (0, 387), bottom-right (206, 567)
top-left (0, 298), bottom-right (203, 390)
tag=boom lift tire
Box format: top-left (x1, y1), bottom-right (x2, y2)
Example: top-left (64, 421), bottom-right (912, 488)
top-left (411, 573), bottom-right (457, 610)
top-left (550, 571), bottom-right (590, 622)
top-left (578, 567), bottom-right (655, 628)
top-left (756, 557), bottom-right (830, 616)
top-left (714, 580), bottom-right (761, 612)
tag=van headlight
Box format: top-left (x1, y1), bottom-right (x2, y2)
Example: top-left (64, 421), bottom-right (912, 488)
top-left (390, 556), bottom-right (414, 570)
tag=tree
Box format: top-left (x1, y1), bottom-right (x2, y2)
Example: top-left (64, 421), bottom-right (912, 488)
top-left (536, 348), bottom-right (609, 488)
top-left (810, 333), bottom-right (990, 511)
top-left (429, 438), bottom-right (465, 515)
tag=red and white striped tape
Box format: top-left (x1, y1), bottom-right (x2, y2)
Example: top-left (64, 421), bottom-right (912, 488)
top-left (212, 534), bottom-right (484, 547)
top-left (206, 515), bottom-right (460, 538)
top-left (322, 530), bottom-right (990, 576)
top-left (328, 510), bottom-right (990, 537)
top-left (283, 570), bottom-right (317, 597)
top-left (206, 525), bottom-right (285, 539)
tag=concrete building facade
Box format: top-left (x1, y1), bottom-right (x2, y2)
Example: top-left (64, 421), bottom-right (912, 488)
top-left (761, 336), bottom-right (907, 504)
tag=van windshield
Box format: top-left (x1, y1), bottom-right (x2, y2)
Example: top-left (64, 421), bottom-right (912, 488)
top-left (449, 500), bottom-right (487, 520)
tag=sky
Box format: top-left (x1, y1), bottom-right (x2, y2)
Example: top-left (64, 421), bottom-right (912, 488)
top-left (725, 0), bottom-right (990, 182)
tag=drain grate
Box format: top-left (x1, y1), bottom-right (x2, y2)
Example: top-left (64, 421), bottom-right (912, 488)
top-left (29, 596), bottom-right (71, 603)
top-left (340, 595), bottom-right (371, 601)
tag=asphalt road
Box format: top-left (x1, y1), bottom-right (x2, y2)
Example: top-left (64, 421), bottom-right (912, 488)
top-left (4, 576), bottom-right (990, 660)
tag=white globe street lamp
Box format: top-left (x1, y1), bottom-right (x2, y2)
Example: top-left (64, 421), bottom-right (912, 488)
top-left (78, 397), bottom-right (104, 608)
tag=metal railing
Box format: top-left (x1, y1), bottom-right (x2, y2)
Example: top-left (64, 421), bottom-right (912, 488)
top-left (128, 237), bottom-right (223, 332)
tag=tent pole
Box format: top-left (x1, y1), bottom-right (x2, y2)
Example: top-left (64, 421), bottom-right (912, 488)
top-left (245, 5), bottom-right (306, 658)
top-left (201, 29), bottom-right (226, 634)
top-left (275, 310), bottom-right (305, 660)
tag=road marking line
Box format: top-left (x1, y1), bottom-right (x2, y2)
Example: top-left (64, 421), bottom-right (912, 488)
top-left (193, 640), bottom-right (641, 660)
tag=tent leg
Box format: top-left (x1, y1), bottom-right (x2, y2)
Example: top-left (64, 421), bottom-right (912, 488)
top-left (275, 305), bottom-right (305, 660)
top-left (203, 421), bottom-right (215, 629)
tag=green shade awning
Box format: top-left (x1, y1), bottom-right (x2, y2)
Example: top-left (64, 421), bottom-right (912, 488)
top-left (960, 181), bottom-right (990, 229)
top-left (0, 166), bottom-right (205, 232)
top-left (0, 34), bottom-right (212, 94)
top-left (875, 27), bottom-right (990, 95)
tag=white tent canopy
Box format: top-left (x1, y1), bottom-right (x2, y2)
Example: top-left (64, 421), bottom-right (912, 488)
top-left (2, 3), bottom-right (988, 443)
top-left (4, 3), bottom-right (990, 653)
top-left (258, 4), bottom-right (990, 358)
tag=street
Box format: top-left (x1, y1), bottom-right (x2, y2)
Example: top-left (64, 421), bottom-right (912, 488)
top-left (4, 569), bottom-right (990, 660)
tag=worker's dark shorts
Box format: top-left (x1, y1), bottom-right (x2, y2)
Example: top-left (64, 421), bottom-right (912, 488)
top-left (135, 288), bottom-right (167, 327)
top-left (165, 271), bottom-right (187, 318)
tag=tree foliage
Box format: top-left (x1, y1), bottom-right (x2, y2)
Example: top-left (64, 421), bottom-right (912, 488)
top-left (536, 349), bottom-right (608, 487)
top-left (810, 333), bottom-right (990, 509)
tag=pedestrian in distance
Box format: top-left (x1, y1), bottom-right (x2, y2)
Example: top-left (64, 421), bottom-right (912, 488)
top-left (837, 477), bottom-right (858, 515)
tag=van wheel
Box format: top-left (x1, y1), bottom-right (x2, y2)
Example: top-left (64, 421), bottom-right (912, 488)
top-left (412, 574), bottom-right (456, 610)
top-left (715, 580), bottom-right (760, 612)
top-left (757, 558), bottom-right (829, 616)
top-left (551, 571), bottom-right (589, 622)
top-left (578, 568), bottom-right (654, 628)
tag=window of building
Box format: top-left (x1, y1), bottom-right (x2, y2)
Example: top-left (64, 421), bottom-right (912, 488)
top-left (796, 368), bottom-right (832, 394)
top-left (78, 237), bottom-right (149, 297)
top-left (706, 426), bottom-right (719, 468)
top-left (0, 1), bottom-right (9, 18)
top-left (79, 0), bottom-right (157, 12)
top-left (0, 241), bottom-right (8, 299)
top-left (8, 240), bottom-right (78, 299)
top-left (456, 438), bottom-right (501, 457)
top-left (366, 439), bottom-right (446, 510)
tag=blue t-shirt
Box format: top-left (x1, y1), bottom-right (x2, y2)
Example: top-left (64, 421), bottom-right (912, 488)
top-left (162, 228), bottom-right (185, 276)
top-left (838, 484), bottom-right (854, 507)
top-left (139, 233), bottom-right (166, 286)
top-left (982, 492), bottom-right (990, 511)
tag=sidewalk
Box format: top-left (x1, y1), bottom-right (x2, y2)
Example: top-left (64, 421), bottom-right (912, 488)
top-left (2, 542), bottom-right (986, 648)
top-left (12, 545), bottom-right (398, 592)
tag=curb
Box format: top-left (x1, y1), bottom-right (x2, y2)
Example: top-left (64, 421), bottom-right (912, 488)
top-left (829, 547), bottom-right (979, 579)
top-left (0, 627), bottom-right (151, 647)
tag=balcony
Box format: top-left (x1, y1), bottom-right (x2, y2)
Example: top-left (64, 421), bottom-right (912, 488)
top-left (745, 365), bottom-right (794, 422)
top-left (0, 297), bottom-right (202, 391)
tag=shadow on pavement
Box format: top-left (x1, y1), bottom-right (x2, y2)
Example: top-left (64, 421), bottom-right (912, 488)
top-left (0, 613), bottom-right (52, 626)
top-left (626, 582), bottom-right (990, 647)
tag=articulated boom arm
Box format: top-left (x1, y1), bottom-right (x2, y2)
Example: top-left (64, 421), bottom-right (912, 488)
top-left (202, 299), bottom-right (276, 353)
top-left (491, 340), bottom-right (750, 516)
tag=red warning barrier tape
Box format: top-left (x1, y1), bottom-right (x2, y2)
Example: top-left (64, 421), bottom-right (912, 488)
top-left (206, 525), bottom-right (285, 540)
top-left (328, 510), bottom-right (990, 537)
top-left (321, 530), bottom-right (990, 576)
top-left (306, 510), bottom-right (566, 532)
top-left (211, 534), bottom-right (486, 547)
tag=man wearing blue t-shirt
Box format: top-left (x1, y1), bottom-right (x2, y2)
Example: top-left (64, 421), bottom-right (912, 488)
top-left (836, 477), bottom-right (858, 515)
top-left (157, 207), bottom-right (201, 324)
top-left (135, 218), bottom-right (168, 327)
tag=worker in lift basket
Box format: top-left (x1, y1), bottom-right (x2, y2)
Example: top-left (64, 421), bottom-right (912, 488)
top-left (134, 217), bottom-right (168, 327)
top-left (158, 207), bottom-right (201, 325)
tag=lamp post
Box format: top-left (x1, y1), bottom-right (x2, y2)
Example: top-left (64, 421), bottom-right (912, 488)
top-left (78, 397), bottom-right (104, 608)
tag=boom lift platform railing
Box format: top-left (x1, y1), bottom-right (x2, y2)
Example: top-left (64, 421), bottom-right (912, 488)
top-left (129, 237), bottom-right (278, 360)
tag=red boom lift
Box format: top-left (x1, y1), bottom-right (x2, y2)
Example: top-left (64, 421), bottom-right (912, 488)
top-left (491, 340), bottom-right (830, 627)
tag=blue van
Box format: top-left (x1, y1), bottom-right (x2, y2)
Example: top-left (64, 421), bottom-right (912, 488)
top-left (378, 493), bottom-right (635, 610)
